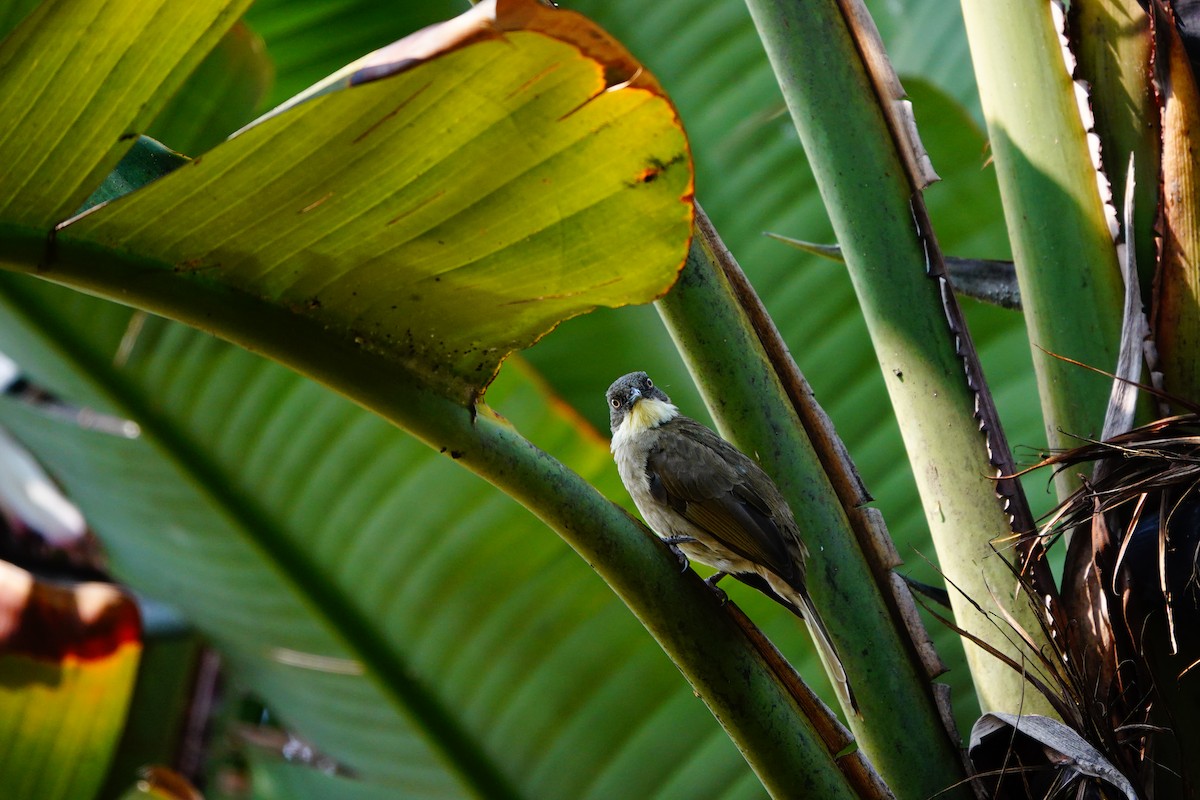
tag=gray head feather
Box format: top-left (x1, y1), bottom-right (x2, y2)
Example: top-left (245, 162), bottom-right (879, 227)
top-left (605, 371), bottom-right (670, 431)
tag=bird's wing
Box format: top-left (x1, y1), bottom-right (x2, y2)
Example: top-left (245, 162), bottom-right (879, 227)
top-left (646, 418), bottom-right (796, 577)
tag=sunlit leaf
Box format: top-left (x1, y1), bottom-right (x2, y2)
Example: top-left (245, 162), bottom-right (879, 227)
top-left (147, 21), bottom-right (274, 155)
top-left (53, 0), bottom-right (693, 402)
top-left (0, 0), bottom-right (252, 227)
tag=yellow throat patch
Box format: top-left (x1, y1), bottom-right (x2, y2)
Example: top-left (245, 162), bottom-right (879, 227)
top-left (623, 396), bottom-right (679, 435)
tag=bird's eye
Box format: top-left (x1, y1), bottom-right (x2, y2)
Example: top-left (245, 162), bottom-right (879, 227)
top-left (645, 378), bottom-right (653, 388)
top-left (610, 397), bottom-right (621, 409)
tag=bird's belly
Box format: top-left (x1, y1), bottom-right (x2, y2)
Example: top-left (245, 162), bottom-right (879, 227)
top-left (613, 438), bottom-right (759, 576)
top-left (674, 536), bottom-right (757, 577)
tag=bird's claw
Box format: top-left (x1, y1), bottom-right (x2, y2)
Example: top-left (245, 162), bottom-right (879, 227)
top-left (660, 535), bottom-right (695, 573)
top-left (705, 572), bottom-right (730, 604)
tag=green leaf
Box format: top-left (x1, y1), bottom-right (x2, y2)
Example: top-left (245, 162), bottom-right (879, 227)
top-left (870, 0), bottom-right (980, 123)
top-left (0, 562), bottom-right (142, 800)
top-left (50, 0), bottom-right (693, 401)
top-left (243, 0), bottom-right (463, 107)
top-left (0, 0), bottom-right (252, 227)
top-left (246, 760), bottom-right (400, 800)
top-left (146, 21), bottom-right (274, 155)
top-left (78, 136), bottom-right (189, 213)
top-left (0, 0), bottom-right (39, 40)
top-left (0, 277), bottom-right (763, 798)
top-left (960, 0), bottom-right (1125, 491)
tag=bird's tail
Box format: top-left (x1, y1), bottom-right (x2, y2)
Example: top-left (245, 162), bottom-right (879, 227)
top-left (791, 586), bottom-right (858, 716)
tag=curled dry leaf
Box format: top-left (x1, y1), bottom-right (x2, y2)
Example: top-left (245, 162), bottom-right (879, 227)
top-left (1154, 0), bottom-right (1200, 404)
top-left (969, 713), bottom-right (1138, 799)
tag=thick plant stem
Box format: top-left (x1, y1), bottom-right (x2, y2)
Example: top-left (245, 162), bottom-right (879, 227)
top-left (960, 0), bottom-right (1124, 497)
top-left (1071, 0), bottom-right (1158, 301)
top-left (743, 0), bottom-right (1059, 721)
top-left (0, 237), bottom-right (866, 800)
top-left (657, 219), bottom-right (969, 800)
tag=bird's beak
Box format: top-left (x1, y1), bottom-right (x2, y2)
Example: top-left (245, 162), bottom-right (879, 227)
top-left (627, 386), bottom-right (642, 405)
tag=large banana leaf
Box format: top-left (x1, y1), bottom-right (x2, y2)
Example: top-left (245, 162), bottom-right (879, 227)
top-left (0, 279), bottom-right (758, 799)
top-left (36, 0), bottom-right (692, 403)
top-left (0, 0), bottom-right (252, 228)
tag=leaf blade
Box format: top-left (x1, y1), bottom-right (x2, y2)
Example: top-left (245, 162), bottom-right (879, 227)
top-left (58, 2), bottom-right (693, 400)
top-left (0, 0), bottom-right (252, 227)
top-left (0, 275), bottom-right (765, 798)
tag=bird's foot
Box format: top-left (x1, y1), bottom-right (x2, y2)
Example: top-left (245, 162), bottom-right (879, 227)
top-left (705, 572), bottom-right (729, 604)
top-left (660, 536), bottom-right (695, 573)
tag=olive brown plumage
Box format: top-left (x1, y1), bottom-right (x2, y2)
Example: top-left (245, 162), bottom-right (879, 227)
top-left (606, 371), bottom-right (855, 713)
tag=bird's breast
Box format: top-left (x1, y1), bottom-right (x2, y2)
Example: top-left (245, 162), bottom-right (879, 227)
top-left (611, 425), bottom-right (654, 497)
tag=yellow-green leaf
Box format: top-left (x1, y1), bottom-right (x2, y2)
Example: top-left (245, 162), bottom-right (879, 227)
top-left (57, 0), bottom-right (693, 401)
top-left (0, 0), bottom-right (252, 227)
top-left (147, 21), bottom-right (274, 155)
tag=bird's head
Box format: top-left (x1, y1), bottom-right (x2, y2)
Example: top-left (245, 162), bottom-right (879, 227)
top-left (606, 371), bottom-right (677, 435)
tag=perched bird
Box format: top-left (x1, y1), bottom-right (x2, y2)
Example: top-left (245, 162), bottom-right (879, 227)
top-left (606, 371), bottom-right (855, 713)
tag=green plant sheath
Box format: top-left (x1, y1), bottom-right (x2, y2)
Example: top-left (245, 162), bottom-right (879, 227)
top-left (657, 228), bottom-right (970, 800)
top-left (742, 0), bottom-right (1059, 721)
top-left (960, 0), bottom-right (1124, 494)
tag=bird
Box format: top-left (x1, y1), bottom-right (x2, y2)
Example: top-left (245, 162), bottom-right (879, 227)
top-left (606, 370), bottom-right (855, 713)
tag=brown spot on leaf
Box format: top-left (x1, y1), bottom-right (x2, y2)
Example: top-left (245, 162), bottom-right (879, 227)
top-left (505, 62), bottom-right (564, 99)
top-left (352, 82), bottom-right (432, 144)
top-left (388, 189), bottom-right (446, 226)
top-left (299, 193), bottom-right (334, 214)
top-left (635, 165), bottom-right (661, 183)
top-left (631, 155), bottom-right (685, 187)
